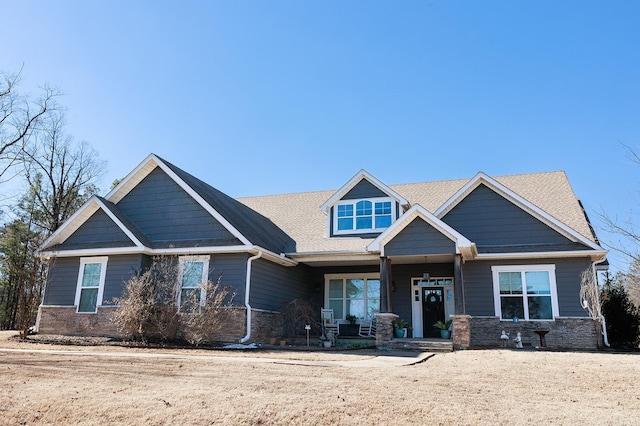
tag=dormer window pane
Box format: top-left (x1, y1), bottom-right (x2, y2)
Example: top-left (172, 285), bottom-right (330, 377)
top-left (375, 201), bottom-right (392, 228)
top-left (333, 198), bottom-right (395, 235)
top-left (337, 204), bottom-right (354, 230)
top-left (356, 201), bottom-right (373, 230)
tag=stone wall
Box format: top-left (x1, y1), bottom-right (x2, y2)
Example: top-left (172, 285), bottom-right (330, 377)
top-left (452, 315), bottom-right (601, 350)
top-left (36, 305), bottom-right (284, 344)
top-left (37, 306), bottom-right (120, 337)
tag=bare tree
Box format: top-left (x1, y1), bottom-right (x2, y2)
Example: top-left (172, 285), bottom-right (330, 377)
top-left (0, 69), bottom-right (60, 182)
top-left (20, 110), bottom-right (105, 234)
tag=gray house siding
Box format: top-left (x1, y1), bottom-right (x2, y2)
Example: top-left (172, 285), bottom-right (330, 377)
top-left (250, 259), bottom-right (312, 312)
top-left (43, 255), bottom-right (144, 306)
top-left (102, 255), bottom-right (145, 305)
top-left (56, 210), bottom-right (134, 250)
top-left (384, 217), bottom-right (456, 256)
top-left (116, 167), bottom-right (242, 246)
top-left (209, 253), bottom-right (248, 305)
top-left (461, 257), bottom-right (593, 317)
top-left (43, 257), bottom-right (80, 305)
top-left (342, 179), bottom-right (387, 200)
top-left (442, 184), bottom-right (589, 252)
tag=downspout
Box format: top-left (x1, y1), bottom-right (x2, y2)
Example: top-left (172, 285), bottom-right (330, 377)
top-left (240, 250), bottom-right (263, 343)
top-left (592, 256), bottom-right (610, 348)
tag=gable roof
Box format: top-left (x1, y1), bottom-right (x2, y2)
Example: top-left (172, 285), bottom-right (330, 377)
top-left (320, 169), bottom-right (409, 213)
top-left (41, 154), bottom-right (296, 263)
top-left (240, 170), bottom-right (604, 256)
top-left (368, 205), bottom-right (477, 258)
top-left (434, 172), bottom-right (602, 251)
top-left (40, 195), bottom-right (147, 252)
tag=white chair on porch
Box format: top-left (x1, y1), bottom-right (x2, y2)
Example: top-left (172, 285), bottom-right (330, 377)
top-left (321, 308), bottom-right (339, 337)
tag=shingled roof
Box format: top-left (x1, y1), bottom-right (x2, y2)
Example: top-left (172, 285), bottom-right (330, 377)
top-left (238, 171), bottom-right (597, 255)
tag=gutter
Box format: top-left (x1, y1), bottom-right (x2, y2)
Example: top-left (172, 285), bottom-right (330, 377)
top-left (240, 249), bottom-right (263, 343)
top-left (592, 256), bottom-right (610, 348)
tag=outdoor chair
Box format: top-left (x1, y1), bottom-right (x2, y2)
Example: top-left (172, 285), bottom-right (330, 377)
top-left (321, 308), bottom-right (339, 337)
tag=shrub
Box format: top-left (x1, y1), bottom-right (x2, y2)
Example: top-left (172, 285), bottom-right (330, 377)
top-left (280, 298), bottom-right (319, 337)
top-left (601, 280), bottom-right (640, 349)
top-left (112, 257), bottom-right (180, 343)
top-left (180, 278), bottom-right (236, 346)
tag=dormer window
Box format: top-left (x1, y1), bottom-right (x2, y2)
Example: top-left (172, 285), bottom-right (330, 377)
top-left (334, 198), bottom-right (395, 235)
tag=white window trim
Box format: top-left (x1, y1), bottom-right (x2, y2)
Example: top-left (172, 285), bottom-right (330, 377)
top-left (74, 256), bottom-right (108, 313)
top-left (332, 197), bottom-right (396, 235)
top-left (324, 273), bottom-right (381, 321)
top-left (491, 264), bottom-right (559, 321)
top-left (177, 255), bottom-right (210, 312)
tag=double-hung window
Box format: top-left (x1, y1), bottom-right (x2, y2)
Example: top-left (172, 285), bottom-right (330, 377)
top-left (325, 274), bottom-right (381, 321)
top-left (492, 265), bottom-right (559, 321)
top-left (75, 257), bottom-right (108, 313)
top-left (178, 255), bottom-right (210, 312)
top-left (334, 198), bottom-right (394, 234)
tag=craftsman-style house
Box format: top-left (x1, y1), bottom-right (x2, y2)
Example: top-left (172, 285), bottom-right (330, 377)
top-left (37, 154), bottom-right (608, 349)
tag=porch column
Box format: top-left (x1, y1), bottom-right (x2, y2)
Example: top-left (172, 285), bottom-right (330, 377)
top-left (454, 254), bottom-right (465, 314)
top-left (380, 256), bottom-right (392, 313)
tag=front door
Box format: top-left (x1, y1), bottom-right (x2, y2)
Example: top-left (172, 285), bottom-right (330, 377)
top-left (422, 288), bottom-right (445, 338)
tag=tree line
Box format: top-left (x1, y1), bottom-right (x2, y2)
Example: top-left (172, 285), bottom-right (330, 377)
top-left (0, 68), bottom-right (104, 337)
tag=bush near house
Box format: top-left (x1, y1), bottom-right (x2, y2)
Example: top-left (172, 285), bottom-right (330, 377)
top-left (601, 279), bottom-right (640, 349)
top-left (112, 257), bottom-right (235, 345)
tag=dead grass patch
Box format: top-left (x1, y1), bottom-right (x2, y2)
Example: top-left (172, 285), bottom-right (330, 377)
top-left (1, 331), bottom-right (639, 425)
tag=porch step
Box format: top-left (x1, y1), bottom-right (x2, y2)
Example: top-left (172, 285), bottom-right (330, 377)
top-left (388, 338), bottom-right (453, 353)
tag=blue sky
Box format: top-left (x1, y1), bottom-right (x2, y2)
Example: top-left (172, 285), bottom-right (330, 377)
top-left (3, 1), bottom-right (639, 271)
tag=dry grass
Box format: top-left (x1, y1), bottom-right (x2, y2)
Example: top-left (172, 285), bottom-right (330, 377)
top-left (1, 331), bottom-right (639, 425)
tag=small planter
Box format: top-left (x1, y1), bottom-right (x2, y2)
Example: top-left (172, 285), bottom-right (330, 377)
top-left (440, 329), bottom-right (451, 339)
top-left (268, 337), bottom-right (277, 345)
top-left (323, 340), bottom-right (332, 348)
top-left (279, 340), bottom-right (287, 346)
top-left (394, 328), bottom-right (407, 338)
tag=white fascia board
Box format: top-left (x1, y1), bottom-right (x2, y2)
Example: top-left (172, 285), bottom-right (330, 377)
top-left (106, 153), bottom-right (160, 203)
top-left (39, 244), bottom-right (298, 266)
top-left (475, 250), bottom-right (608, 261)
top-left (434, 172), bottom-right (604, 251)
top-left (94, 198), bottom-right (145, 248)
top-left (152, 157), bottom-right (253, 246)
top-left (107, 154), bottom-right (252, 246)
top-left (39, 196), bottom-right (145, 253)
top-left (289, 252), bottom-right (380, 264)
top-left (368, 204), bottom-right (476, 258)
top-left (320, 169), bottom-right (409, 213)
top-left (39, 196), bottom-right (102, 251)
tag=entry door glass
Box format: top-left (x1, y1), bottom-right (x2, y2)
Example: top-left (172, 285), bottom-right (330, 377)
top-left (422, 288), bottom-right (445, 338)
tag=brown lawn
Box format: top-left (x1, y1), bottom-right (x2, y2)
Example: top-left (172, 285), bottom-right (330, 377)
top-left (0, 331), bottom-right (639, 425)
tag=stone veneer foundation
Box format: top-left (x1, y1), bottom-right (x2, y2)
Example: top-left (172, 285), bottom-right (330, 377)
top-left (452, 315), bottom-right (602, 350)
top-left (36, 305), bottom-right (282, 344)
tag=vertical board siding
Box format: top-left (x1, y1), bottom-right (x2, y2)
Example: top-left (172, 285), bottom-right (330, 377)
top-left (442, 184), bottom-right (577, 248)
top-left (250, 259), bottom-right (312, 312)
top-left (58, 210), bottom-right (134, 249)
top-left (384, 218), bottom-right (456, 256)
top-left (341, 179), bottom-right (387, 200)
top-left (116, 167), bottom-right (240, 244)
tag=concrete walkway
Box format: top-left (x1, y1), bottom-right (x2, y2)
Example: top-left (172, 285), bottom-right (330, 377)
top-left (0, 346), bottom-right (435, 368)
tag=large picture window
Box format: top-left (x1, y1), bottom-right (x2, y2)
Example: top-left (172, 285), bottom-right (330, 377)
top-left (178, 255), bottom-right (210, 312)
top-left (334, 198), bottom-right (394, 234)
top-left (491, 265), bottom-right (558, 321)
top-left (325, 274), bottom-right (380, 320)
top-left (75, 257), bottom-right (108, 313)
